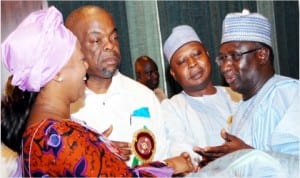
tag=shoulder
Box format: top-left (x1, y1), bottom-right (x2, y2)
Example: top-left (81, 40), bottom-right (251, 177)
top-left (272, 75), bottom-right (299, 88)
top-left (115, 72), bottom-right (156, 96)
top-left (262, 75), bottom-right (299, 104)
top-left (251, 75), bottom-right (299, 116)
top-left (24, 119), bottom-right (94, 138)
top-left (162, 92), bottom-right (185, 108)
top-left (117, 73), bottom-right (147, 88)
top-left (217, 86), bottom-right (242, 102)
top-left (264, 75), bottom-right (299, 97)
top-left (168, 92), bottom-right (184, 101)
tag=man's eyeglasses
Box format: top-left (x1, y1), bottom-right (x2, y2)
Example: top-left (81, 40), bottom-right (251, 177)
top-left (215, 47), bottom-right (263, 66)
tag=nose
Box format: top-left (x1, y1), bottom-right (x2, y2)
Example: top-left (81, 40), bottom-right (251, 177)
top-left (187, 58), bottom-right (197, 68)
top-left (103, 38), bottom-right (114, 51)
top-left (221, 58), bottom-right (233, 73)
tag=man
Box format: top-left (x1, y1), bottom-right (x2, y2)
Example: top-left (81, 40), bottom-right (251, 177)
top-left (194, 9), bottom-right (300, 165)
top-left (65, 5), bottom-right (169, 167)
top-left (135, 55), bottom-right (167, 102)
top-left (161, 25), bottom-right (241, 166)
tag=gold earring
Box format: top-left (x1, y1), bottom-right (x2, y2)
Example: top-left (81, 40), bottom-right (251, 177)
top-left (56, 77), bottom-right (63, 82)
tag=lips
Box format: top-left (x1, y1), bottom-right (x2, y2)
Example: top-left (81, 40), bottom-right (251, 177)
top-left (101, 52), bottom-right (120, 65)
top-left (223, 72), bottom-right (236, 84)
top-left (102, 56), bottom-right (116, 65)
top-left (189, 68), bottom-right (203, 80)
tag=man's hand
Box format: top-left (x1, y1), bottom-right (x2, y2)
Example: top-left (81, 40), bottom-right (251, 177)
top-left (102, 125), bottom-right (132, 161)
top-left (102, 125), bottom-right (113, 137)
top-left (193, 128), bottom-right (253, 167)
top-left (111, 141), bottom-right (132, 161)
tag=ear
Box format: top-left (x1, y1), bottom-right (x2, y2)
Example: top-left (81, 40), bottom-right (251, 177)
top-left (257, 47), bottom-right (269, 64)
top-left (170, 68), bottom-right (177, 81)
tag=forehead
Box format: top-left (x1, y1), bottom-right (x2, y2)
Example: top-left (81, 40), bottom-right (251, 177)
top-left (175, 42), bottom-right (204, 54)
top-left (170, 42), bottom-right (204, 61)
top-left (144, 62), bottom-right (157, 69)
top-left (139, 60), bottom-right (156, 70)
top-left (80, 11), bottom-right (116, 35)
top-left (219, 41), bottom-right (256, 51)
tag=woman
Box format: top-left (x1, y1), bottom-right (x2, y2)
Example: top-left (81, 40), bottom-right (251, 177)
top-left (1, 6), bottom-right (194, 177)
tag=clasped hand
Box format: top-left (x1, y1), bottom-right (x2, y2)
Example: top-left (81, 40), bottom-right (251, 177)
top-left (102, 125), bottom-right (196, 175)
top-left (164, 152), bottom-right (197, 176)
top-left (102, 125), bottom-right (132, 161)
top-left (193, 128), bottom-right (253, 168)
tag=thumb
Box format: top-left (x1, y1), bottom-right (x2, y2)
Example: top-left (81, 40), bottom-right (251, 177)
top-left (102, 125), bottom-right (113, 137)
top-left (180, 152), bottom-right (190, 159)
top-left (221, 128), bottom-right (232, 142)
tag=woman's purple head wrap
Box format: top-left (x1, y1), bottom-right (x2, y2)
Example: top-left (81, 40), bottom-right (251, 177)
top-left (1, 6), bottom-right (77, 92)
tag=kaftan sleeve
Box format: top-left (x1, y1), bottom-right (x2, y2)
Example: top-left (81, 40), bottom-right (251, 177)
top-left (161, 99), bottom-right (206, 165)
top-left (271, 96), bottom-right (300, 155)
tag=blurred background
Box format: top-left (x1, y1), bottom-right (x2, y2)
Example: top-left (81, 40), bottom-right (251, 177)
top-left (1, 1), bottom-right (299, 97)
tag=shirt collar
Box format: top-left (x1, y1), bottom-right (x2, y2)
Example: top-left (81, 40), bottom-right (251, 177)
top-left (84, 70), bottom-right (124, 96)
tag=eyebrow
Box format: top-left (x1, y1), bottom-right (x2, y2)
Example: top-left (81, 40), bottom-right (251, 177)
top-left (88, 28), bottom-right (118, 36)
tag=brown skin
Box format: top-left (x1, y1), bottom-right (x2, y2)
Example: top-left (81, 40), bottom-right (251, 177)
top-left (169, 41), bottom-right (216, 97)
top-left (193, 41), bottom-right (275, 167)
top-left (164, 152), bottom-right (195, 176)
top-left (65, 6), bottom-right (121, 94)
top-left (193, 128), bottom-right (253, 167)
top-left (135, 56), bottom-right (159, 90)
top-left (66, 5), bottom-right (194, 174)
top-left (219, 41), bottom-right (274, 100)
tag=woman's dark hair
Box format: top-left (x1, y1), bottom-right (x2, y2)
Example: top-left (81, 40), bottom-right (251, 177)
top-left (1, 75), bottom-right (37, 153)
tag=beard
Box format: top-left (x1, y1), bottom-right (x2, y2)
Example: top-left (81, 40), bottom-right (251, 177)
top-left (102, 67), bottom-right (118, 78)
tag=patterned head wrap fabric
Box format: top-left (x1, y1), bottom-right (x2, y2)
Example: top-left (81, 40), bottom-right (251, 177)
top-left (1, 6), bottom-right (77, 92)
top-left (163, 25), bottom-right (202, 63)
top-left (221, 9), bottom-right (272, 47)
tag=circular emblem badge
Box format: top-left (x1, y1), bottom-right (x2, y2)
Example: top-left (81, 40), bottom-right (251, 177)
top-left (132, 128), bottom-right (156, 162)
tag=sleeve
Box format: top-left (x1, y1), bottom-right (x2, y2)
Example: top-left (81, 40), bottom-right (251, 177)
top-left (25, 121), bottom-right (132, 177)
top-left (189, 149), bottom-right (297, 178)
top-left (253, 80), bottom-right (299, 155)
top-left (132, 161), bottom-right (174, 177)
top-left (271, 96), bottom-right (300, 155)
top-left (161, 99), bottom-right (205, 165)
top-left (148, 95), bottom-right (170, 161)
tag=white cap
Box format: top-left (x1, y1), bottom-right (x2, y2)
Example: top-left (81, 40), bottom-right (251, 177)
top-left (221, 9), bottom-right (272, 47)
top-left (163, 25), bottom-right (202, 63)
